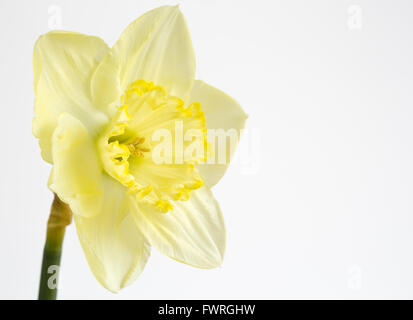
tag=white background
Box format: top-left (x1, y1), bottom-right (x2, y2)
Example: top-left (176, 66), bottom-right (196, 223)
top-left (1, 0), bottom-right (413, 299)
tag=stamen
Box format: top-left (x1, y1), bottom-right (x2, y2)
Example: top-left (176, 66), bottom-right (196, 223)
top-left (127, 137), bottom-right (150, 157)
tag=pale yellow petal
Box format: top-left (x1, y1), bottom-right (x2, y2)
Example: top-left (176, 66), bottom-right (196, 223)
top-left (75, 176), bottom-right (150, 292)
top-left (131, 186), bottom-right (225, 268)
top-left (189, 80), bottom-right (248, 186)
top-left (91, 5), bottom-right (195, 113)
top-left (48, 113), bottom-right (104, 218)
top-left (33, 31), bottom-right (110, 163)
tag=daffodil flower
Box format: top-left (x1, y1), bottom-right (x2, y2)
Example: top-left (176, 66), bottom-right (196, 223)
top-left (33, 5), bottom-right (247, 292)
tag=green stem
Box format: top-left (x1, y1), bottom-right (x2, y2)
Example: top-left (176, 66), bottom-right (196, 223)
top-left (38, 194), bottom-right (72, 300)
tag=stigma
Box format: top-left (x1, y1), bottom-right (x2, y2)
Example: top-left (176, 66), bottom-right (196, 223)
top-left (127, 137), bottom-right (150, 157)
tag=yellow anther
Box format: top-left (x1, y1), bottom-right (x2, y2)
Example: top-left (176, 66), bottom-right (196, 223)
top-left (127, 137), bottom-right (150, 157)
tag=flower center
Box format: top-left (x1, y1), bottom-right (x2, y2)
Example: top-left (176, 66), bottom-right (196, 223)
top-left (126, 137), bottom-right (150, 157)
top-left (98, 80), bottom-right (206, 212)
